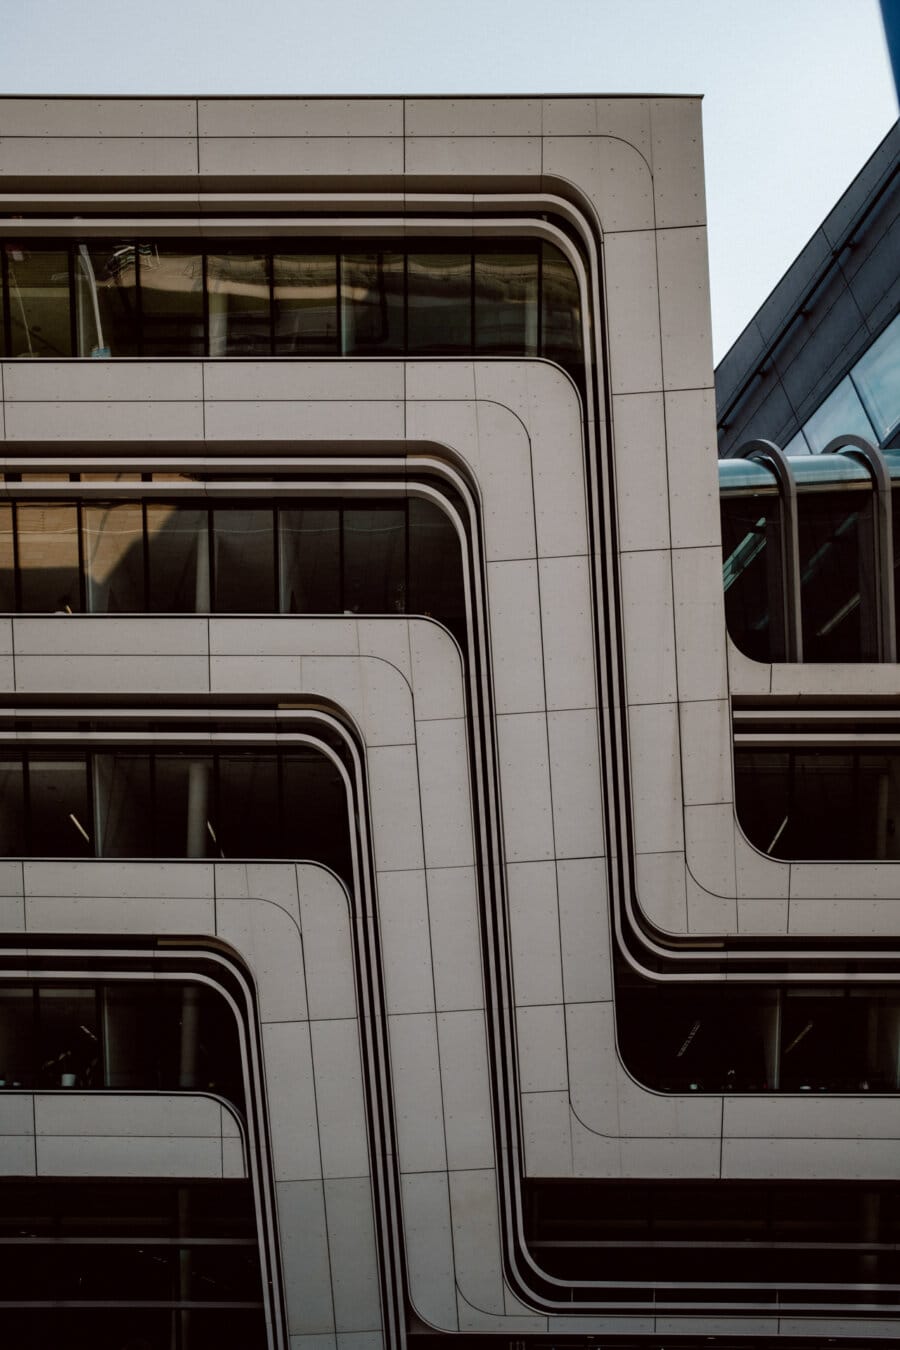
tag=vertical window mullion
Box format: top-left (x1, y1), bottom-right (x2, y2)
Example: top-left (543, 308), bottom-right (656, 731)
top-left (277, 751), bottom-right (285, 857)
top-left (202, 250), bottom-right (210, 358)
top-left (268, 250), bottom-right (275, 356)
top-left (76, 498), bottom-right (86, 613)
top-left (134, 238), bottom-right (144, 358)
top-left (469, 252), bottom-right (475, 354)
top-left (404, 497), bottom-right (410, 614)
top-left (68, 245), bottom-right (77, 356)
top-left (12, 502), bottom-right (21, 613)
top-left (335, 247), bottom-right (342, 356)
top-left (402, 246), bottom-right (409, 357)
top-left (22, 751), bottom-right (31, 856)
top-left (537, 243), bottom-right (543, 355)
top-left (339, 502), bottom-right (346, 612)
top-left (1, 248), bottom-right (10, 356)
top-left (141, 499), bottom-right (150, 610)
top-left (86, 751), bottom-right (97, 858)
top-left (271, 507), bottom-right (279, 613)
top-left (31, 983), bottom-right (40, 1089)
top-left (208, 507), bottom-right (216, 614)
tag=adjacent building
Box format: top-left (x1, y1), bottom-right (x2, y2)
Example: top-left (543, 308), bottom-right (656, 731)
top-left (0, 95), bottom-right (898, 1349)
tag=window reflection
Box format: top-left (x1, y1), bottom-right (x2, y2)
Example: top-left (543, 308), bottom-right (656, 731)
top-left (853, 313), bottom-right (900, 443)
top-left (541, 241), bottom-right (582, 376)
top-left (279, 507), bottom-right (340, 612)
top-left (803, 377), bottom-right (877, 453)
top-left (207, 252), bottom-right (270, 356)
top-left (475, 249), bottom-right (538, 355)
top-left (0, 236), bottom-right (586, 384)
top-left (798, 487), bottom-right (877, 660)
top-left (17, 505), bottom-right (81, 613)
top-left (341, 251), bottom-right (405, 354)
top-left (407, 251), bottom-right (472, 353)
top-left (0, 494), bottom-right (467, 641)
top-left (721, 492), bottom-right (786, 662)
top-left (212, 508), bottom-right (276, 612)
top-left (83, 503), bottom-right (144, 612)
top-left (0, 505), bottom-right (14, 612)
top-left (273, 252), bottom-right (337, 354)
top-left (4, 247), bottom-right (71, 358)
top-left (138, 245), bottom-right (204, 357)
top-left (74, 242), bottom-right (138, 358)
top-left (147, 504), bottom-right (209, 611)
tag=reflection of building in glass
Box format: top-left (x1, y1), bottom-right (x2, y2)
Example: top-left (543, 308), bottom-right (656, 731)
top-left (1, 95), bottom-right (900, 1348)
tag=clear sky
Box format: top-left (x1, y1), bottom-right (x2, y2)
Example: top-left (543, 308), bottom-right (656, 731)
top-left (1, 0), bottom-right (896, 361)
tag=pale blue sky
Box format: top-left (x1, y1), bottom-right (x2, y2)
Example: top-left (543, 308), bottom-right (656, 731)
top-left (1, 0), bottom-right (896, 360)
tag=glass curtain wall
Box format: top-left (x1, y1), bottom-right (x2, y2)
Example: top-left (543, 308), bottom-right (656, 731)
top-left (0, 239), bottom-right (585, 385)
top-left (0, 1179), bottom-right (267, 1349)
top-left (0, 979), bottom-right (241, 1099)
top-left (0, 746), bottom-right (353, 879)
top-left (735, 746), bottom-right (900, 861)
top-left (0, 496), bottom-right (465, 642)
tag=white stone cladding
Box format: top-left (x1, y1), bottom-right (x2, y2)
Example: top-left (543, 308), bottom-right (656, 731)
top-left (0, 95), bottom-right (896, 1346)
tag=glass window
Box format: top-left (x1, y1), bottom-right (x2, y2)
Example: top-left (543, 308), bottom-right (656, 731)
top-left (213, 508), bottom-right (276, 612)
top-left (147, 504), bottom-right (209, 611)
top-left (781, 991), bottom-right (866, 1091)
top-left (541, 242), bottom-right (582, 375)
top-left (475, 249), bottom-right (539, 355)
top-left (279, 506), bottom-right (341, 612)
top-left (615, 986), bottom-right (771, 1092)
top-left (0, 986), bottom-right (34, 1088)
top-left (273, 252), bottom-right (338, 354)
top-left (734, 751), bottom-right (792, 858)
top-left (343, 505), bottom-right (406, 614)
top-left (407, 250), bottom-right (472, 353)
top-left (783, 429), bottom-right (810, 455)
top-left (408, 496), bottom-right (465, 644)
top-left (74, 241), bottom-right (139, 358)
top-left (138, 245), bottom-right (205, 357)
top-left (207, 252), bottom-right (270, 356)
top-left (27, 754), bottom-right (91, 856)
top-left (282, 751), bottom-right (351, 883)
top-left (94, 753), bottom-right (154, 857)
top-left (5, 246), bottom-right (71, 358)
top-left (802, 377), bottom-right (877, 453)
top-left (0, 755), bottom-right (25, 855)
top-left (38, 985), bottom-right (99, 1088)
top-left (83, 502), bottom-right (145, 612)
top-left (735, 748), bottom-right (900, 861)
top-left (16, 504), bottom-right (81, 613)
top-left (217, 753), bottom-right (281, 858)
top-left (0, 504), bottom-right (15, 611)
top-left (100, 983), bottom-right (181, 1091)
top-left (852, 314), bottom-right (900, 444)
top-left (341, 250), bottom-right (404, 354)
top-left (154, 753), bottom-right (216, 858)
top-left (797, 488), bottom-right (877, 660)
top-left (720, 492), bottom-right (786, 662)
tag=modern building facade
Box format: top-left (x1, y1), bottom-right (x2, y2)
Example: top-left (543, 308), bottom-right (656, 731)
top-left (0, 95), bottom-right (899, 1348)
